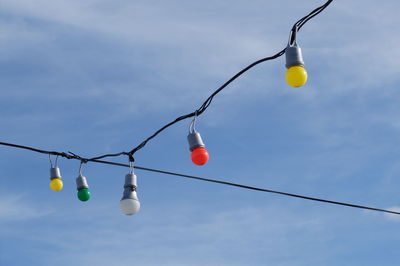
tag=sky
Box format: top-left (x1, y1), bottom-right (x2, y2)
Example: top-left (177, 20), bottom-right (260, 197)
top-left (1, 0), bottom-right (400, 265)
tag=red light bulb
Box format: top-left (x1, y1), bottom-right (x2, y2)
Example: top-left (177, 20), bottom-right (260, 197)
top-left (191, 147), bottom-right (209, 166)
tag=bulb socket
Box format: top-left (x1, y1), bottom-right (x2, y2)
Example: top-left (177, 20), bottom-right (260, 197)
top-left (124, 173), bottom-right (137, 189)
top-left (121, 173), bottom-right (138, 200)
top-left (187, 132), bottom-right (205, 151)
top-left (76, 174), bottom-right (89, 190)
top-left (50, 167), bottom-right (62, 180)
top-left (285, 45), bottom-right (304, 68)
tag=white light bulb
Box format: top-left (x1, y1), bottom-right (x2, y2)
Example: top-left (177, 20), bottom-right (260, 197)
top-left (120, 198), bottom-right (140, 215)
top-left (120, 173), bottom-right (140, 216)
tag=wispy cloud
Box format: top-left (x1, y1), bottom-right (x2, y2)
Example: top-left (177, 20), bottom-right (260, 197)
top-left (384, 207), bottom-right (400, 222)
top-left (0, 200), bottom-right (331, 266)
top-left (2, 2), bottom-right (400, 265)
top-left (0, 193), bottom-right (53, 222)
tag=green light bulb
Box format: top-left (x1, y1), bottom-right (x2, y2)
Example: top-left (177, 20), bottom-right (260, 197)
top-left (77, 188), bottom-right (91, 201)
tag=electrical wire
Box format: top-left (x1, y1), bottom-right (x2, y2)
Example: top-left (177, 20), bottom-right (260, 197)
top-left (0, 1), bottom-right (335, 163)
top-left (0, 141), bottom-right (398, 216)
top-left (0, 1), bottom-right (349, 215)
top-left (127, 0), bottom-right (334, 158)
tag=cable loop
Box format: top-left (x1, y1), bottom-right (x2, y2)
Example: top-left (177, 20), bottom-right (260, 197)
top-left (127, 153), bottom-right (135, 163)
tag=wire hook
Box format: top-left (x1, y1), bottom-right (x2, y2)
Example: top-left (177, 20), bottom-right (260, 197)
top-left (79, 160), bottom-right (85, 176)
top-left (189, 110), bottom-right (198, 134)
top-left (49, 154), bottom-right (59, 168)
top-left (288, 25), bottom-right (299, 46)
top-left (129, 160), bottom-right (134, 174)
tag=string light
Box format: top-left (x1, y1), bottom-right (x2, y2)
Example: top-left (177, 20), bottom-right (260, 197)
top-left (188, 114), bottom-right (209, 166)
top-left (76, 162), bottom-right (91, 201)
top-left (0, 0), bottom-right (371, 217)
top-left (285, 37), bottom-right (308, 87)
top-left (49, 155), bottom-right (63, 191)
top-left (120, 162), bottom-right (140, 215)
top-left (0, 0), bottom-right (335, 166)
top-left (0, 141), bottom-right (399, 216)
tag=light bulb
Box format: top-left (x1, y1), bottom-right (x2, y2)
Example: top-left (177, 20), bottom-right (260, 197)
top-left (77, 188), bottom-right (91, 201)
top-left (76, 174), bottom-right (91, 202)
top-left (187, 131), bottom-right (209, 166)
top-left (120, 197), bottom-right (141, 215)
top-left (191, 147), bottom-right (209, 165)
top-left (50, 178), bottom-right (63, 191)
top-left (120, 173), bottom-right (140, 215)
top-left (286, 66), bottom-right (308, 87)
top-left (50, 167), bottom-right (63, 191)
top-left (285, 44), bottom-right (307, 87)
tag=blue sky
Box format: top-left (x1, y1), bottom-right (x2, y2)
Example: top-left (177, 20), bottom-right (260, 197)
top-left (1, 0), bottom-right (400, 265)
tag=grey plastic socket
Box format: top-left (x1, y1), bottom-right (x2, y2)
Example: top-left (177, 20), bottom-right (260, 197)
top-left (121, 173), bottom-right (138, 200)
top-left (124, 173), bottom-right (137, 188)
top-left (187, 132), bottom-right (205, 151)
top-left (76, 174), bottom-right (89, 190)
top-left (50, 167), bottom-right (62, 180)
top-left (285, 45), bottom-right (304, 68)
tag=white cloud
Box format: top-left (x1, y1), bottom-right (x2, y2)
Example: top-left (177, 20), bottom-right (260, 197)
top-left (384, 207), bottom-right (400, 222)
top-left (0, 193), bottom-right (53, 222)
top-left (1, 201), bottom-right (332, 266)
top-left (2, 0), bottom-right (399, 126)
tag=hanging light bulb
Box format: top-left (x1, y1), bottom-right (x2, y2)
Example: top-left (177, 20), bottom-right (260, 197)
top-left (285, 28), bottom-right (307, 87)
top-left (49, 155), bottom-right (63, 191)
top-left (50, 167), bottom-right (63, 191)
top-left (76, 162), bottom-right (91, 201)
top-left (187, 114), bottom-right (209, 166)
top-left (76, 176), bottom-right (91, 202)
top-left (120, 163), bottom-right (140, 215)
top-left (188, 132), bottom-right (209, 165)
top-left (285, 44), bottom-right (307, 87)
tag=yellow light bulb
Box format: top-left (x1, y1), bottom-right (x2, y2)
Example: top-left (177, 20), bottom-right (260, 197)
top-left (50, 178), bottom-right (63, 191)
top-left (286, 65), bottom-right (308, 87)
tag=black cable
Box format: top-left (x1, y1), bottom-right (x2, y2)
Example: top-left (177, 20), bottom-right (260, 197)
top-left (297, 0), bottom-right (334, 30)
top-left (128, 50), bottom-right (285, 156)
top-left (0, 1), bottom-right (347, 215)
top-left (0, 140), bottom-right (398, 216)
top-left (2, 0), bottom-right (333, 162)
top-left (134, 165), bottom-right (400, 216)
top-left (0, 2), bottom-right (335, 164)
top-left (127, 0), bottom-right (334, 158)
top-left (0, 142), bottom-right (75, 159)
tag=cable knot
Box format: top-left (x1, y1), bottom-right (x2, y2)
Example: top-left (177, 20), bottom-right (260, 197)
top-left (128, 153), bottom-right (135, 163)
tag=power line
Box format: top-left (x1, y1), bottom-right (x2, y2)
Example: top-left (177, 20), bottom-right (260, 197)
top-left (0, 141), bottom-right (398, 216)
top-left (135, 166), bottom-right (400, 216)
